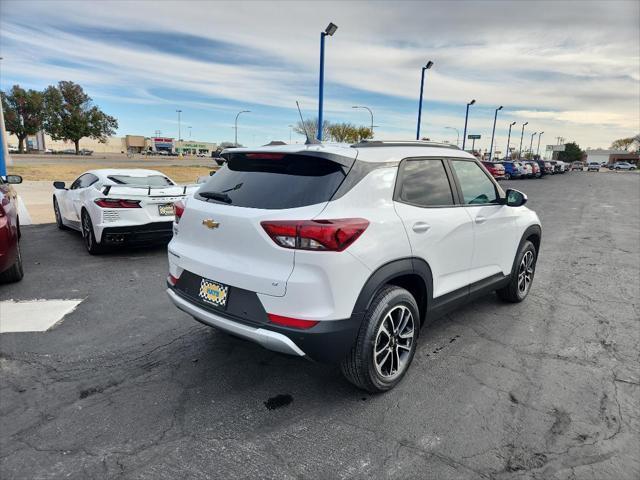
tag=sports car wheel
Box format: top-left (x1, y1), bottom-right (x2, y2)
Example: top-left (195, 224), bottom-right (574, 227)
top-left (81, 210), bottom-right (103, 255)
top-left (53, 198), bottom-right (68, 230)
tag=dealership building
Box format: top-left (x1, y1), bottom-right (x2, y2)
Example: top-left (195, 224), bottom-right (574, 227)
top-left (7, 132), bottom-right (218, 156)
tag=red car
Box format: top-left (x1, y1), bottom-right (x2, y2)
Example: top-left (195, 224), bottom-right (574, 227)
top-left (0, 174), bottom-right (24, 283)
top-left (481, 161), bottom-right (506, 179)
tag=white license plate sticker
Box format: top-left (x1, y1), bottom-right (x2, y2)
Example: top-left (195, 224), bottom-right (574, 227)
top-left (158, 204), bottom-right (175, 216)
top-left (198, 278), bottom-right (229, 307)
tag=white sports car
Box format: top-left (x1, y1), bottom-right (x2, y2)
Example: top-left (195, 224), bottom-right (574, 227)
top-left (53, 169), bottom-right (199, 254)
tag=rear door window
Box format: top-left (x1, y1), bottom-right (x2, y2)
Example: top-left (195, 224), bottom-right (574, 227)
top-left (197, 153), bottom-right (347, 209)
top-left (396, 159), bottom-right (454, 207)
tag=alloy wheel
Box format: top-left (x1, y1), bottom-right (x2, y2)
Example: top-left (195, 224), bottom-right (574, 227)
top-left (82, 213), bottom-right (92, 250)
top-left (518, 250), bottom-right (535, 295)
top-left (373, 305), bottom-right (415, 380)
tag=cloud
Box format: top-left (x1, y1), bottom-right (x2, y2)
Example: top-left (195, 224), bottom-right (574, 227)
top-left (1, 0), bottom-right (638, 148)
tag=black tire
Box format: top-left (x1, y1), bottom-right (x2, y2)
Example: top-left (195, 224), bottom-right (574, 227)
top-left (504, 173), bottom-right (511, 180)
top-left (497, 240), bottom-right (537, 303)
top-left (53, 197), bottom-right (68, 230)
top-left (341, 285), bottom-right (419, 393)
top-left (81, 209), bottom-right (103, 255)
top-left (0, 240), bottom-right (24, 283)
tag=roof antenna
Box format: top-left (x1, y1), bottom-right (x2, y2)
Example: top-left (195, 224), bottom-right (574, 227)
top-left (296, 101), bottom-right (320, 145)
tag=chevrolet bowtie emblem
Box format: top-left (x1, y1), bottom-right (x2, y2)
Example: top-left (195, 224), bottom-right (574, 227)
top-left (202, 219), bottom-right (220, 229)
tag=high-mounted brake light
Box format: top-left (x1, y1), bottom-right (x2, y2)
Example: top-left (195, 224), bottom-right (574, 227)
top-left (94, 198), bottom-right (141, 208)
top-left (268, 313), bottom-right (319, 330)
top-left (245, 153), bottom-right (285, 160)
top-left (174, 200), bottom-right (185, 223)
top-left (261, 218), bottom-right (369, 252)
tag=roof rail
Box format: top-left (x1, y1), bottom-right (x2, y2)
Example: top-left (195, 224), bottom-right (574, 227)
top-left (351, 140), bottom-right (460, 150)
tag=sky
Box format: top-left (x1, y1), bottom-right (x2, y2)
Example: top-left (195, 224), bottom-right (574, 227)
top-left (1, 0), bottom-right (638, 152)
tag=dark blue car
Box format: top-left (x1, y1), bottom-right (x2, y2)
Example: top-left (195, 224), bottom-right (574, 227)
top-left (497, 161), bottom-right (522, 180)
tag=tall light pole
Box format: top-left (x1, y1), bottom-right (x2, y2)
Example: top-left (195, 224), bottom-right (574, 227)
top-left (536, 131), bottom-right (544, 158)
top-left (518, 122), bottom-right (529, 159)
top-left (317, 22), bottom-right (338, 141)
top-left (415, 60), bottom-right (434, 140)
top-left (234, 110), bottom-right (250, 147)
top-left (288, 124), bottom-right (294, 143)
top-left (529, 132), bottom-right (537, 158)
top-left (489, 105), bottom-right (503, 161)
top-left (176, 110), bottom-right (182, 141)
top-left (462, 99), bottom-right (476, 150)
top-left (445, 126), bottom-right (459, 146)
top-left (505, 121), bottom-right (516, 160)
top-left (188, 126), bottom-right (192, 139)
top-left (352, 105), bottom-right (374, 136)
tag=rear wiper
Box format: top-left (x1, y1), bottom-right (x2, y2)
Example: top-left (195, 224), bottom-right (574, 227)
top-left (200, 191), bottom-right (232, 203)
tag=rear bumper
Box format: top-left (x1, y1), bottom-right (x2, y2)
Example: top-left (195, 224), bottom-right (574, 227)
top-left (100, 221), bottom-right (173, 245)
top-left (166, 286), bottom-right (362, 364)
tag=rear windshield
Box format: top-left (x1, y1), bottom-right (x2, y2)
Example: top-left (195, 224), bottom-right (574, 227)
top-left (108, 175), bottom-right (174, 186)
top-left (197, 153), bottom-right (346, 209)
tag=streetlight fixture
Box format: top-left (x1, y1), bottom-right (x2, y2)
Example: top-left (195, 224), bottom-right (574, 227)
top-left (536, 131), bottom-right (544, 158)
top-left (505, 121), bottom-right (516, 160)
top-left (489, 105), bottom-right (503, 161)
top-left (445, 126), bottom-right (459, 146)
top-left (529, 132), bottom-right (537, 159)
top-left (352, 105), bottom-right (374, 136)
top-left (462, 99), bottom-right (476, 150)
top-left (234, 110), bottom-right (250, 147)
top-left (176, 109), bottom-right (182, 141)
top-left (518, 121), bottom-right (529, 159)
top-left (415, 60), bottom-right (434, 140)
top-left (317, 22), bottom-right (338, 141)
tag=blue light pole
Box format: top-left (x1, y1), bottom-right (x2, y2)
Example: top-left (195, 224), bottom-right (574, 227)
top-left (488, 105), bottom-right (503, 161)
top-left (317, 22), bottom-right (338, 141)
top-left (518, 122), bottom-right (529, 159)
top-left (505, 121), bottom-right (516, 160)
top-left (415, 60), bottom-right (434, 140)
top-left (462, 99), bottom-right (475, 150)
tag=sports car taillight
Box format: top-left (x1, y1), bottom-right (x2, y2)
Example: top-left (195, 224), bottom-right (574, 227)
top-left (94, 198), bottom-right (141, 208)
top-left (261, 219), bottom-right (369, 252)
top-left (174, 200), bottom-right (185, 223)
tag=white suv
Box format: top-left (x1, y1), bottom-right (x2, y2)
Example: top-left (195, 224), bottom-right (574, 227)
top-left (166, 141), bottom-right (541, 392)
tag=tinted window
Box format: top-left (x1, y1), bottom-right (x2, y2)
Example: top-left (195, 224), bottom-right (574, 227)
top-left (397, 159), bottom-right (454, 207)
top-left (451, 160), bottom-right (499, 205)
top-left (197, 153), bottom-right (346, 209)
top-left (108, 175), bottom-right (174, 186)
top-left (70, 174), bottom-right (97, 189)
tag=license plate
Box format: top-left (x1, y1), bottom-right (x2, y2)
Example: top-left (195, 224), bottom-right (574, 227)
top-left (198, 278), bottom-right (229, 307)
top-left (158, 204), bottom-right (175, 216)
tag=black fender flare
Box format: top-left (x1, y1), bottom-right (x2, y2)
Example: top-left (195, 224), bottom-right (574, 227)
top-left (351, 257), bottom-right (433, 321)
top-left (509, 224), bottom-right (542, 276)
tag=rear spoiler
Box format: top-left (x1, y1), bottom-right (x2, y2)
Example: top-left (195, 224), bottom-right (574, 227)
top-left (102, 184), bottom-right (191, 195)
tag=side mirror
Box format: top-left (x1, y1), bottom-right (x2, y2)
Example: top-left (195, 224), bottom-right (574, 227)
top-left (5, 175), bottom-right (22, 184)
top-left (506, 189), bottom-right (527, 207)
top-left (53, 181), bottom-right (66, 190)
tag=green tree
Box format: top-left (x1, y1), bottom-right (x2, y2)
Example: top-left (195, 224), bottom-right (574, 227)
top-left (43, 81), bottom-right (118, 155)
top-left (557, 142), bottom-right (584, 163)
top-left (611, 135), bottom-right (639, 151)
top-left (327, 122), bottom-right (373, 143)
top-left (1, 85), bottom-right (45, 153)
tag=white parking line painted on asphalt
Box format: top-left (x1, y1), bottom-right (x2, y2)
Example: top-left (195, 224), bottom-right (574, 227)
top-left (0, 299), bottom-right (83, 333)
top-left (16, 195), bottom-right (32, 225)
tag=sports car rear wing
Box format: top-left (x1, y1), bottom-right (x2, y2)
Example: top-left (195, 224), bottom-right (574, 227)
top-left (101, 184), bottom-right (199, 196)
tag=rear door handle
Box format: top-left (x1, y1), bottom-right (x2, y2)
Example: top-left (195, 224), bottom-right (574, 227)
top-left (412, 222), bottom-right (431, 233)
top-left (475, 216), bottom-right (487, 224)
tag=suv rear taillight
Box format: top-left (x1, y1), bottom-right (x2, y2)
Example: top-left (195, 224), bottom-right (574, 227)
top-left (174, 200), bottom-right (185, 223)
top-left (261, 219), bottom-right (369, 252)
top-left (94, 198), bottom-right (141, 208)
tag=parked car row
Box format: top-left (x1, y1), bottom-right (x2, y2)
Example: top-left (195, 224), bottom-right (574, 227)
top-left (481, 159), bottom-right (567, 180)
top-left (575, 161), bottom-right (637, 172)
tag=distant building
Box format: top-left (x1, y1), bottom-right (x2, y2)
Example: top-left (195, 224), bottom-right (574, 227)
top-left (585, 149), bottom-right (639, 165)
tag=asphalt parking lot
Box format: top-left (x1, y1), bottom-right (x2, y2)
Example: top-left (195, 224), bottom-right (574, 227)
top-left (1, 172), bottom-right (638, 479)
